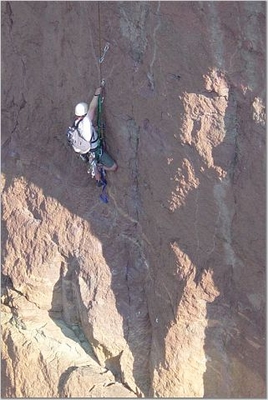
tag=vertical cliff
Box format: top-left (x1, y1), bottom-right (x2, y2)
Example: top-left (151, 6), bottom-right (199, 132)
top-left (1, 1), bottom-right (266, 398)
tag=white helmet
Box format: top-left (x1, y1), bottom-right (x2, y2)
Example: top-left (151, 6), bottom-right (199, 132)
top-left (75, 102), bottom-right (88, 116)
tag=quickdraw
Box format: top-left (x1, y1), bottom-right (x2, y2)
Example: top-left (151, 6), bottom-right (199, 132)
top-left (99, 43), bottom-right (110, 64)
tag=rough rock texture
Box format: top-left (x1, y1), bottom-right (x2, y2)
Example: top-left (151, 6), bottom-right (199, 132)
top-left (1, 1), bottom-right (266, 398)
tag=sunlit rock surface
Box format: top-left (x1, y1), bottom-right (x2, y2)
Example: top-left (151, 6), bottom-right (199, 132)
top-left (1, 1), bottom-right (266, 398)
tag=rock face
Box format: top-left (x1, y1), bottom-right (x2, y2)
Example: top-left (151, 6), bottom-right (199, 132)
top-left (1, 1), bottom-right (266, 398)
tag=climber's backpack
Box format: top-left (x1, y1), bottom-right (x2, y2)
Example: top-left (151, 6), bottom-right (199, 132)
top-left (66, 119), bottom-right (91, 153)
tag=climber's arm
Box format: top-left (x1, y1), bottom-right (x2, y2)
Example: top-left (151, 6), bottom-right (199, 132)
top-left (88, 86), bottom-right (102, 121)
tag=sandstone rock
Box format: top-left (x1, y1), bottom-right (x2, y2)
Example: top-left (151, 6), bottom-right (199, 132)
top-left (60, 365), bottom-right (135, 398)
top-left (1, 288), bottom-right (133, 398)
top-left (1, 1), bottom-right (266, 398)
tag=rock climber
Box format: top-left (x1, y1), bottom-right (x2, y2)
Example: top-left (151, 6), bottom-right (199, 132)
top-left (73, 85), bottom-right (117, 184)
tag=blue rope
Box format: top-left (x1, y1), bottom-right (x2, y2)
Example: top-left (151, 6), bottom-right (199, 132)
top-left (99, 168), bottom-right (108, 203)
top-left (97, 86), bottom-right (108, 203)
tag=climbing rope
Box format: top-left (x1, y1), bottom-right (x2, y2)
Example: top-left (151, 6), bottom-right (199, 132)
top-left (97, 3), bottom-right (110, 79)
top-left (97, 2), bottom-right (106, 142)
top-left (96, 79), bottom-right (105, 143)
top-left (97, 2), bottom-right (102, 82)
top-left (96, 3), bottom-right (110, 204)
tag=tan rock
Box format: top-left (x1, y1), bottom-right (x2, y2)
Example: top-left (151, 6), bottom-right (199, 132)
top-left (1, 290), bottom-right (135, 398)
top-left (1, 1), bottom-right (266, 398)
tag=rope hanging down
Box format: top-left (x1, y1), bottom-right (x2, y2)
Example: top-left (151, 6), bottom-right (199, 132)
top-left (96, 3), bottom-right (110, 204)
top-left (97, 2), bottom-right (108, 140)
top-left (97, 80), bottom-right (105, 141)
